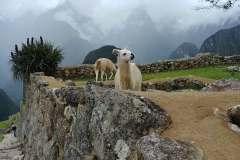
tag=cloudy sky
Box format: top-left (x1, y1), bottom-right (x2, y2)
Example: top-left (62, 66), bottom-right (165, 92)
top-left (0, 0), bottom-right (239, 84)
top-left (0, 0), bottom-right (239, 35)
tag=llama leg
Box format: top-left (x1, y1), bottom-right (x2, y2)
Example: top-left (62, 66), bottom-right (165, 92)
top-left (109, 72), bottom-right (113, 80)
top-left (95, 70), bottom-right (99, 81)
top-left (105, 73), bottom-right (108, 81)
top-left (101, 70), bottom-right (105, 81)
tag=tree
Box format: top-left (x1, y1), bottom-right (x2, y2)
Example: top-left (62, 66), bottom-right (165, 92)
top-left (9, 36), bottom-right (64, 102)
top-left (195, 0), bottom-right (240, 11)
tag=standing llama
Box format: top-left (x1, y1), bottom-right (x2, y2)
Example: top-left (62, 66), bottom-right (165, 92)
top-left (94, 58), bottom-right (117, 81)
top-left (112, 42), bottom-right (142, 91)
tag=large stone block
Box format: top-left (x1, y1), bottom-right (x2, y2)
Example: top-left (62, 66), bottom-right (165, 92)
top-left (227, 105), bottom-right (240, 128)
top-left (136, 135), bottom-right (204, 160)
top-left (85, 85), bottom-right (171, 159)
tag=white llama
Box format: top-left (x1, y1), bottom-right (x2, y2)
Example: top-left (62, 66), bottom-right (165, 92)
top-left (112, 42), bottom-right (142, 91)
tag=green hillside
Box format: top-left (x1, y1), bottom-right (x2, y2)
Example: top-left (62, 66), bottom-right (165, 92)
top-left (199, 25), bottom-right (240, 56)
top-left (169, 42), bottom-right (198, 59)
top-left (0, 88), bottom-right (19, 121)
top-left (82, 45), bottom-right (120, 64)
top-left (1, 81), bottom-right (22, 108)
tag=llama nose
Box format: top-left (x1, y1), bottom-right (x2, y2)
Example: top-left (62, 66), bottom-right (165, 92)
top-left (131, 53), bottom-right (135, 60)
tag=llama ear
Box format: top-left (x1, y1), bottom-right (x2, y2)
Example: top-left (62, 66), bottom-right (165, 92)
top-left (124, 42), bottom-right (131, 50)
top-left (112, 49), bottom-right (120, 55)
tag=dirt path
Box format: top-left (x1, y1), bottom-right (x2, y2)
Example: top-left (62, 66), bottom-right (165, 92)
top-left (0, 134), bottom-right (24, 160)
top-left (127, 90), bottom-right (240, 160)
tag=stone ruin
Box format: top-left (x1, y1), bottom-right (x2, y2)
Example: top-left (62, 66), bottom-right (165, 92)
top-left (214, 105), bottom-right (240, 135)
top-left (201, 78), bottom-right (240, 92)
top-left (16, 72), bottom-right (204, 159)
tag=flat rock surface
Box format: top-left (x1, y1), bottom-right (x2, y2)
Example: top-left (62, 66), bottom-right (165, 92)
top-left (0, 134), bottom-right (24, 160)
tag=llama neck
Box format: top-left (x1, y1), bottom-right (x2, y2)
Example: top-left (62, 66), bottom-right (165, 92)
top-left (118, 58), bottom-right (130, 76)
top-left (118, 57), bottom-right (132, 89)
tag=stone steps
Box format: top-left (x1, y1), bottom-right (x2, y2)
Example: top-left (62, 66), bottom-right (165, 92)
top-left (0, 134), bottom-right (24, 160)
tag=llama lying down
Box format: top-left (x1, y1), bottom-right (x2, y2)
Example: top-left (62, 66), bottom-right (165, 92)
top-left (112, 42), bottom-right (142, 91)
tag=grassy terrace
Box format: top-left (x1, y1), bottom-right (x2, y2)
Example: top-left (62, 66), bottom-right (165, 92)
top-left (142, 64), bottom-right (240, 81)
top-left (0, 120), bottom-right (8, 142)
top-left (69, 64), bottom-right (240, 82)
top-left (0, 120), bottom-right (9, 129)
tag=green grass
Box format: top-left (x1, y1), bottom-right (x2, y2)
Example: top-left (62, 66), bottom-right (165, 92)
top-left (0, 120), bottom-right (9, 129)
top-left (142, 65), bottom-right (240, 81)
top-left (63, 77), bottom-right (95, 82)
top-left (66, 65), bottom-right (240, 82)
top-left (0, 120), bottom-right (8, 143)
top-left (0, 134), bottom-right (3, 142)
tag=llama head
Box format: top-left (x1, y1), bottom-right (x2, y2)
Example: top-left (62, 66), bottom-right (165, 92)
top-left (112, 42), bottom-right (135, 62)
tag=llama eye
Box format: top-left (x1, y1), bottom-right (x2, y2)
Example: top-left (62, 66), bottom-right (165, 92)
top-left (123, 53), bottom-right (126, 56)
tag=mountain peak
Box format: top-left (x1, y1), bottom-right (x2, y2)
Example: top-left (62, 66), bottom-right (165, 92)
top-left (168, 42), bottom-right (199, 59)
top-left (127, 7), bottom-right (149, 22)
top-left (54, 0), bottom-right (72, 11)
top-left (199, 25), bottom-right (240, 56)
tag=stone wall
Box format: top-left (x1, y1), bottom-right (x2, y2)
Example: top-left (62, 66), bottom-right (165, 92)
top-left (89, 77), bottom-right (206, 91)
top-left (54, 53), bottom-right (240, 79)
top-left (141, 77), bottom-right (206, 91)
top-left (16, 72), bottom-right (204, 159)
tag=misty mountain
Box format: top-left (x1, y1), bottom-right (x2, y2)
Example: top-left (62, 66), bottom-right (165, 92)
top-left (0, 2), bottom-right (240, 95)
top-left (37, 0), bottom-right (106, 44)
top-left (16, 9), bottom-right (79, 46)
top-left (106, 8), bottom-right (239, 64)
top-left (0, 48), bottom-right (9, 86)
top-left (1, 81), bottom-right (23, 108)
top-left (0, 88), bottom-right (19, 121)
top-left (0, 11), bottom-right (80, 83)
top-left (107, 8), bottom-right (174, 63)
top-left (61, 36), bottom-right (100, 66)
top-left (82, 45), bottom-right (120, 64)
top-left (199, 25), bottom-right (240, 56)
top-left (165, 18), bottom-right (240, 49)
top-left (168, 42), bottom-right (199, 59)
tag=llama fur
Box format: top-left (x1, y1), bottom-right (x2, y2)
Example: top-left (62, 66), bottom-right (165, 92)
top-left (113, 42), bottom-right (142, 91)
top-left (94, 58), bottom-right (117, 81)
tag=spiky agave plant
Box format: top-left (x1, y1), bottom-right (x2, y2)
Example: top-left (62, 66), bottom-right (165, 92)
top-left (9, 36), bottom-right (64, 82)
top-left (9, 36), bottom-right (64, 102)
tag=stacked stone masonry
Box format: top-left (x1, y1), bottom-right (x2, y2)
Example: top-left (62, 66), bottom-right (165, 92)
top-left (54, 54), bottom-right (240, 79)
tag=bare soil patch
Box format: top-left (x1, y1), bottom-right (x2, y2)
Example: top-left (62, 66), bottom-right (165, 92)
top-left (128, 90), bottom-right (240, 160)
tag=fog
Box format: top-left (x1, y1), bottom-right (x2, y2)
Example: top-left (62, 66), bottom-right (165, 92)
top-left (0, 0), bottom-right (239, 84)
top-left (1, 0), bottom-right (239, 34)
